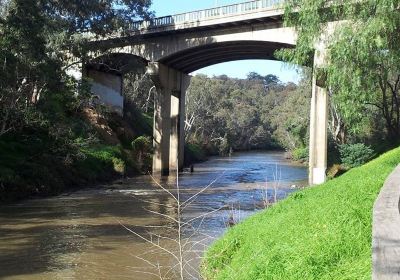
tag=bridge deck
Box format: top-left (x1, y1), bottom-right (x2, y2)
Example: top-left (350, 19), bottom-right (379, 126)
top-left (128, 0), bottom-right (285, 35)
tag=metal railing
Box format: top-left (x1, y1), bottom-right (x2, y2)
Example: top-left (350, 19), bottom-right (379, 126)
top-left (130, 0), bottom-right (284, 31)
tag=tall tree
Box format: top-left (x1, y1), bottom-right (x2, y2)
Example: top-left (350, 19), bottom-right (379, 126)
top-left (0, 0), bottom-right (152, 136)
top-left (280, 0), bottom-right (400, 143)
top-left (247, 72), bottom-right (281, 91)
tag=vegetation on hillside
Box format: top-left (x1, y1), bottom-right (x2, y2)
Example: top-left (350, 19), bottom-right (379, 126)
top-left (0, 0), bottom-right (153, 201)
top-left (182, 70), bottom-right (395, 167)
top-left (202, 146), bottom-right (400, 280)
top-left (185, 73), bottom-right (311, 157)
top-left (279, 0), bottom-right (400, 145)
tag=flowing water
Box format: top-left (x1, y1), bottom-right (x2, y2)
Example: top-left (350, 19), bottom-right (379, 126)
top-left (0, 151), bottom-right (307, 280)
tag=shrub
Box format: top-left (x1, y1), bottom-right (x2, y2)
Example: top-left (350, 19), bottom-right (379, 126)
top-left (339, 143), bottom-right (374, 168)
top-left (112, 157), bottom-right (126, 174)
top-left (292, 147), bottom-right (308, 162)
top-left (131, 136), bottom-right (153, 172)
top-left (185, 143), bottom-right (207, 165)
top-left (131, 136), bottom-right (152, 153)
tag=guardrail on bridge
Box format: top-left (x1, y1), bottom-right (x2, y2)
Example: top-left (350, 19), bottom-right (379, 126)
top-left (130, 0), bottom-right (284, 30)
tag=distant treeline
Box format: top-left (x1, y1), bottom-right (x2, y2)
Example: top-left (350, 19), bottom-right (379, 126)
top-left (185, 73), bottom-right (311, 158)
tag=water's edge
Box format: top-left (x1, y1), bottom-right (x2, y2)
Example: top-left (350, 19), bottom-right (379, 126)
top-left (0, 151), bottom-right (307, 280)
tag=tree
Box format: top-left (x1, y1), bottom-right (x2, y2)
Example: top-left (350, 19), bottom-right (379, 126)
top-left (0, 0), bottom-right (60, 135)
top-left (266, 76), bottom-right (311, 151)
top-left (280, 0), bottom-right (400, 143)
top-left (247, 72), bottom-right (281, 91)
top-left (185, 73), bottom-right (310, 155)
top-left (41, 0), bottom-right (153, 36)
top-left (0, 0), bottom-right (152, 136)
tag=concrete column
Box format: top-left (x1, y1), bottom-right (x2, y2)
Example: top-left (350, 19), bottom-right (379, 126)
top-left (148, 62), bottom-right (189, 175)
top-left (179, 75), bottom-right (190, 170)
top-left (148, 63), bottom-right (171, 176)
top-left (170, 74), bottom-right (190, 172)
top-left (309, 49), bottom-right (328, 185)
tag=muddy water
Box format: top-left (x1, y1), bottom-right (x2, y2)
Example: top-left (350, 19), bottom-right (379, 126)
top-left (0, 151), bottom-right (307, 280)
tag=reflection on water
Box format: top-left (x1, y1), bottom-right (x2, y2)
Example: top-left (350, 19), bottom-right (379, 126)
top-left (0, 151), bottom-right (307, 280)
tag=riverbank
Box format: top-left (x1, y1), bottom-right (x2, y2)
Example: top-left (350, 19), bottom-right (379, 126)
top-left (0, 107), bottom-right (154, 202)
top-left (202, 146), bottom-right (400, 280)
top-left (0, 151), bottom-right (306, 280)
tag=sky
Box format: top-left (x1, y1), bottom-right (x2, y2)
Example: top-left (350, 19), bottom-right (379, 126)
top-left (150, 0), bottom-right (301, 83)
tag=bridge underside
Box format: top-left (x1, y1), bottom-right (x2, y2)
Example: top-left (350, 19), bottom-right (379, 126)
top-left (84, 24), bottom-right (328, 185)
top-left (159, 41), bottom-right (291, 73)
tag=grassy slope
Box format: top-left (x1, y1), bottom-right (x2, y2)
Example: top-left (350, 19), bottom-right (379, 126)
top-left (202, 147), bottom-right (400, 280)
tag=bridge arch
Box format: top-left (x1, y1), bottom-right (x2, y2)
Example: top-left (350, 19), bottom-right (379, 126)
top-left (84, 0), bottom-right (328, 185)
top-left (105, 23), bottom-right (297, 65)
top-left (86, 53), bottom-right (148, 74)
top-left (158, 41), bottom-right (293, 73)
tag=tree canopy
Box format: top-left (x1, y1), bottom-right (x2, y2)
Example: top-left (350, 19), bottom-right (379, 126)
top-left (280, 0), bottom-right (400, 142)
top-left (0, 0), bottom-right (152, 136)
top-left (184, 73), bottom-right (311, 156)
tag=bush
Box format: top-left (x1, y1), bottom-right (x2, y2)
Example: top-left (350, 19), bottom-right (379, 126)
top-left (339, 143), bottom-right (374, 168)
top-left (131, 136), bottom-right (152, 153)
top-left (76, 145), bottom-right (125, 180)
top-left (292, 147), bottom-right (308, 162)
top-left (131, 136), bottom-right (153, 172)
top-left (184, 143), bottom-right (207, 165)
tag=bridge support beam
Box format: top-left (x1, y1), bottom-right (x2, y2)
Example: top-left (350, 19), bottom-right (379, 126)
top-left (309, 49), bottom-right (328, 185)
top-left (148, 62), bottom-right (190, 176)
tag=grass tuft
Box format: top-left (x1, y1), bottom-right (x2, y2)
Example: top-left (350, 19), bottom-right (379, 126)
top-left (202, 147), bottom-right (400, 280)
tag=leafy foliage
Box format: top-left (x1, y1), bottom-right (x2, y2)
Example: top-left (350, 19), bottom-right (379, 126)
top-left (185, 73), bottom-right (311, 156)
top-left (339, 143), bottom-right (374, 168)
top-left (280, 0), bottom-right (400, 143)
top-left (0, 0), bottom-right (152, 201)
top-left (292, 147), bottom-right (309, 162)
top-left (131, 136), bottom-right (152, 152)
top-left (131, 136), bottom-right (152, 173)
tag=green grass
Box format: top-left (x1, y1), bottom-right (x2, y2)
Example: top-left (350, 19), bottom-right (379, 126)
top-left (75, 145), bottom-right (128, 181)
top-left (202, 146), bottom-right (400, 280)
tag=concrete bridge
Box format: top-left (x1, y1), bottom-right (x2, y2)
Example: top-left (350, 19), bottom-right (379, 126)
top-left (81, 0), bottom-right (329, 185)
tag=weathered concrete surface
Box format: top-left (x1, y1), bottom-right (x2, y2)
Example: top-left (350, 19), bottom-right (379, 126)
top-left (373, 165), bottom-right (400, 280)
top-left (148, 62), bottom-right (189, 175)
top-left (104, 24), bottom-right (296, 73)
top-left (308, 48), bottom-right (328, 185)
top-left (89, 1), bottom-right (296, 73)
top-left (87, 69), bottom-right (124, 115)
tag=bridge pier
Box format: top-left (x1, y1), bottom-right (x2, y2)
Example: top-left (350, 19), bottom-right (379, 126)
top-left (148, 62), bottom-right (190, 176)
top-left (309, 49), bottom-right (328, 185)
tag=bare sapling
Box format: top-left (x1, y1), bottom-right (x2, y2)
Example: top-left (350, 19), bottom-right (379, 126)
top-left (118, 162), bottom-right (226, 280)
top-left (261, 164), bottom-right (282, 208)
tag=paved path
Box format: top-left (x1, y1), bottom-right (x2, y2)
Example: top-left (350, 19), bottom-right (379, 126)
top-left (373, 165), bottom-right (400, 280)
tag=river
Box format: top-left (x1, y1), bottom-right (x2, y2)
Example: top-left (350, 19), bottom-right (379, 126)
top-left (0, 151), bottom-right (307, 280)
